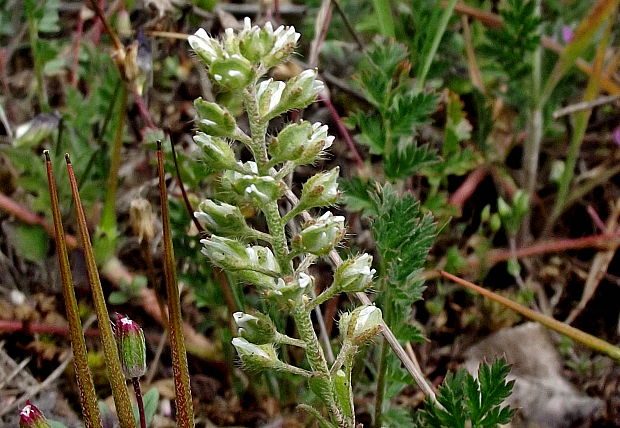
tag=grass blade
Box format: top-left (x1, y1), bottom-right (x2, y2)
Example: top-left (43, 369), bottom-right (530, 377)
top-left (540, 0), bottom-right (618, 105)
top-left (65, 154), bottom-right (136, 428)
top-left (44, 151), bottom-right (103, 428)
top-left (440, 271), bottom-right (620, 361)
top-left (156, 141), bottom-right (194, 427)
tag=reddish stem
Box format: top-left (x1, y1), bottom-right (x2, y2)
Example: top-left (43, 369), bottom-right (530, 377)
top-left (449, 166), bottom-right (488, 213)
top-left (0, 192), bottom-right (78, 248)
top-left (486, 231), bottom-right (620, 265)
top-left (132, 377), bottom-right (147, 428)
top-left (319, 92), bottom-right (364, 169)
top-left (0, 319), bottom-right (99, 337)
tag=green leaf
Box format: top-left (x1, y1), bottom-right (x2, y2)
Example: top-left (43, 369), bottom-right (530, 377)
top-left (417, 359), bottom-right (515, 428)
top-left (382, 406), bottom-right (414, 427)
top-left (48, 421), bottom-right (70, 428)
top-left (108, 291), bottom-right (129, 305)
top-left (132, 387), bottom-right (160, 427)
top-left (5, 223), bottom-right (49, 263)
top-left (339, 177), bottom-right (378, 216)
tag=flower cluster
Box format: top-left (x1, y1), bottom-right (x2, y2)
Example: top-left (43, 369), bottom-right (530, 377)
top-left (189, 19), bottom-right (382, 427)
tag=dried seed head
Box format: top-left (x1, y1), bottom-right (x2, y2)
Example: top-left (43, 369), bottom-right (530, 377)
top-left (129, 198), bottom-right (155, 243)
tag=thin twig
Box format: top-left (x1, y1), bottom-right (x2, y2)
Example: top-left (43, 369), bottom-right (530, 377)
top-left (553, 94), bottom-right (620, 119)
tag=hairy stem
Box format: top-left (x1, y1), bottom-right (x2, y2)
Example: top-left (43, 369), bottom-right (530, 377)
top-left (291, 306), bottom-right (344, 426)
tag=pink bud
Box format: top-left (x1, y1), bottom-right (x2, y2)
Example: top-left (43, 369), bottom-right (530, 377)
top-left (19, 401), bottom-right (51, 428)
top-left (612, 126), bottom-right (620, 147)
top-left (562, 26), bottom-right (574, 44)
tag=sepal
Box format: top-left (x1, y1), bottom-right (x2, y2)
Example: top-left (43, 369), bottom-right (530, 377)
top-left (299, 167), bottom-right (340, 209)
top-left (332, 253), bottom-right (375, 293)
top-left (292, 211), bottom-right (345, 256)
top-left (233, 311), bottom-right (277, 344)
top-left (194, 98), bottom-right (237, 137)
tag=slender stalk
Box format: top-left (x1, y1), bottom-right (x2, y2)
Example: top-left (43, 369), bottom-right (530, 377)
top-left (440, 271), bottom-right (620, 361)
top-left (373, 281), bottom-right (392, 427)
top-left (98, 84), bottom-right (128, 260)
top-left (132, 378), bottom-right (146, 428)
top-left (371, 0), bottom-right (395, 37)
top-left (25, 0), bottom-right (48, 110)
top-left (291, 306), bottom-right (344, 426)
top-left (520, 0), bottom-right (543, 243)
top-left (547, 14), bottom-right (613, 230)
top-left (65, 154), bottom-right (136, 428)
top-left (45, 151), bottom-right (103, 428)
top-left (415, 0), bottom-right (458, 91)
top-left (156, 141), bottom-right (195, 428)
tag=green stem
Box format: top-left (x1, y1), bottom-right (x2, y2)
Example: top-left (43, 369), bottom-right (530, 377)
top-left (520, 0), bottom-right (543, 242)
top-left (371, 0), bottom-right (395, 37)
top-left (242, 88), bottom-right (270, 171)
top-left (96, 84), bottom-right (128, 262)
top-left (275, 332), bottom-right (307, 348)
top-left (547, 14), bottom-right (612, 229)
top-left (263, 201), bottom-right (292, 274)
top-left (374, 282), bottom-right (392, 427)
top-left (26, 0), bottom-right (48, 110)
top-left (414, 0), bottom-right (457, 91)
top-left (291, 306), bottom-right (344, 427)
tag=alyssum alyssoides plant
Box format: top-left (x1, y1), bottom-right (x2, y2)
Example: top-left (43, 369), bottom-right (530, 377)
top-left (189, 19), bottom-right (381, 427)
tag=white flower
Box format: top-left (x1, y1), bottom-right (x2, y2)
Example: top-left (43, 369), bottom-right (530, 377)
top-left (188, 28), bottom-right (222, 65)
top-left (232, 337), bottom-right (270, 359)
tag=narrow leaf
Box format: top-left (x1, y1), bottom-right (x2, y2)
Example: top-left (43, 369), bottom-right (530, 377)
top-left (540, 0), bottom-right (618, 105)
top-left (440, 271), bottom-right (620, 361)
top-left (65, 154), bottom-right (136, 428)
top-left (45, 151), bottom-right (103, 428)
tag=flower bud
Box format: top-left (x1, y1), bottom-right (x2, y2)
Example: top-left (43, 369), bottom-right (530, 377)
top-left (193, 132), bottom-right (236, 171)
top-left (114, 314), bottom-right (147, 379)
top-left (266, 272), bottom-right (313, 302)
top-left (263, 24), bottom-right (301, 68)
top-left (201, 236), bottom-right (248, 270)
top-left (233, 311), bottom-right (277, 344)
top-left (333, 254), bottom-right (375, 293)
top-left (188, 28), bottom-right (223, 67)
top-left (194, 98), bottom-right (237, 137)
top-left (292, 211), bottom-right (345, 256)
top-left (223, 169), bottom-right (284, 205)
top-left (339, 305), bottom-right (382, 344)
top-left (256, 78), bottom-right (286, 120)
top-left (19, 402), bottom-right (51, 428)
top-left (269, 121), bottom-right (312, 163)
top-left (299, 167), bottom-right (340, 209)
top-left (209, 55), bottom-right (254, 90)
top-left (232, 337), bottom-right (280, 372)
top-left (274, 69), bottom-right (323, 114)
top-left (297, 122), bottom-right (335, 165)
top-left (239, 18), bottom-right (275, 63)
top-left (195, 199), bottom-right (252, 237)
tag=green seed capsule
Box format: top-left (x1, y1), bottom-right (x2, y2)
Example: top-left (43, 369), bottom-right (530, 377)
top-left (114, 314), bottom-right (147, 379)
